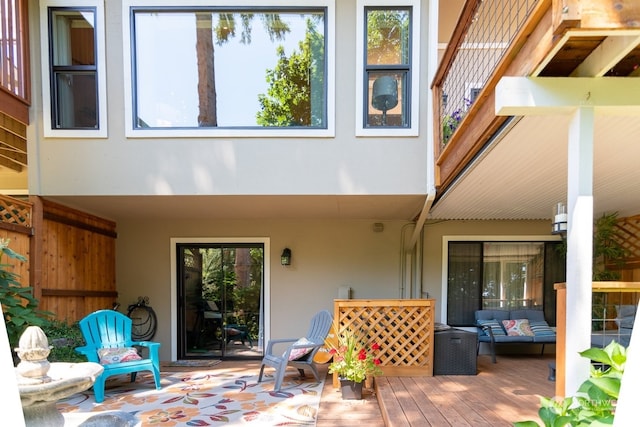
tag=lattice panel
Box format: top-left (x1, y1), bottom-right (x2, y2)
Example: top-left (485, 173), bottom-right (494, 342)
top-left (615, 215), bottom-right (640, 265)
top-left (334, 299), bottom-right (435, 376)
top-left (0, 195), bottom-right (31, 227)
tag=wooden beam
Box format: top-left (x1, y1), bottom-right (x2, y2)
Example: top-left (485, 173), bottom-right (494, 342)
top-left (0, 128), bottom-right (27, 152)
top-left (0, 156), bottom-right (23, 172)
top-left (580, 0), bottom-right (640, 29)
top-left (41, 289), bottom-right (118, 298)
top-left (0, 148), bottom-right (27, 165)
top-left (552, 0), bottom-right (581, 35)
top-left (495, 77), bottom-right (640, 116)
top-left (572, 34), bottom-right (640, 77)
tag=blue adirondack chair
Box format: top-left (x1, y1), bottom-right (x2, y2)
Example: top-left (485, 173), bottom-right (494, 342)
top-left (76, 309), bottom-right (162, 403)
top-left (258, 310), bottom-right (333, 391)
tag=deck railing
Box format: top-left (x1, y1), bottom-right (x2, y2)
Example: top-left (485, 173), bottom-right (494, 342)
top-left (555, 281), bottom-right (640, 397)
top-left (433, 0), bottom-right (540, 154)
top-left (0, 0), bottom-right (29, 101)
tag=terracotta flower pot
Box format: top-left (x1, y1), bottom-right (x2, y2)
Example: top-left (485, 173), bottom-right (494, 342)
top-left (339, 378), bottom-right (363, 400)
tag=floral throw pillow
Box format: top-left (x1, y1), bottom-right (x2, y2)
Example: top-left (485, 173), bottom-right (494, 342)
top-left (98, 347), bottom-right (142, 365)
top-left (287, 337), bottom-right (314, 361)
top-left (502, 319), bottom-right (534, 336)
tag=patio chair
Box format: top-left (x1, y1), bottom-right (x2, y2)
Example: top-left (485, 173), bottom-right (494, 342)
top-left (76, 309), bottom-right (162, 403)
top-left (258, 309), bottom-right (333, 391)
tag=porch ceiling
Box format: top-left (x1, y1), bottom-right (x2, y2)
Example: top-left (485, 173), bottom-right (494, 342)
top-left (429, 113), bottom-right (640, 221)
top-left (46, 194), bottom-right (427, 222)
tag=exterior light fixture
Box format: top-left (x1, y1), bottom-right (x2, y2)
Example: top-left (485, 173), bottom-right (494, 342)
top-left (552, 202), bottom-right (567, 235)
top-left (280, 248), bottom-right (291, 266)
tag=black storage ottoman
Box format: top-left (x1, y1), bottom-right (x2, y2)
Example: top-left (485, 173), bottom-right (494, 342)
top-left (434, 328), bottom-right (478, 375)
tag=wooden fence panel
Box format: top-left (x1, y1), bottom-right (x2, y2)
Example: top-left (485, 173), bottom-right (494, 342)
top-left (1, 195), bottom-right (118, 323)
top-left (37, 198), bottom-right (118, 322)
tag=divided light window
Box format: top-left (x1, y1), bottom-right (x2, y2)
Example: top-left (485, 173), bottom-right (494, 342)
top-left (364, 6), bottom-right (411, 128)
top-left (48, 7), bottom-right (98, 129)
top-left (129, 7), bottom-right (327, 131)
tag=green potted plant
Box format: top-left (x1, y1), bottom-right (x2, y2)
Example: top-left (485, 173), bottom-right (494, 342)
top-left (327, 329), bottom-right (382, 399)
top-left (592, 212), bottom-right (627, 281)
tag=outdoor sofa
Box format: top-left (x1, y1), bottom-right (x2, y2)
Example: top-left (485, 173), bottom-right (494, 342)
top-left (475, 309), bottom-right (556, 363)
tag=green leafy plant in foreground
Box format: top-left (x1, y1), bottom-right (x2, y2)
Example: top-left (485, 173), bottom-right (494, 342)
top-left (514, 341), bottom-right (626, 427)
top-left (1, 239), bottom-right (51, 350)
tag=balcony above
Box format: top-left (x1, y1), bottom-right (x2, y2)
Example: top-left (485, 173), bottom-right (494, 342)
top-left (431, 0), bottom-right (640, 221)
top-left (0, 0), bottom-right (30, 174)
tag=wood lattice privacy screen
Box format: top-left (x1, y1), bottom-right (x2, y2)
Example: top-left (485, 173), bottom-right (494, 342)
top-left (333, 299), bottom-right (435, 377)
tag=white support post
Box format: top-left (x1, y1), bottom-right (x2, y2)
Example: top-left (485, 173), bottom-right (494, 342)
top-left (564, 106), bottom-right (594, 396)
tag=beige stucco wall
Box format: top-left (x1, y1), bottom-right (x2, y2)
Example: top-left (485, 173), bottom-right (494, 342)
top-left (116, 218), bottom-right (414, 361)
top-left (115, 217), bottom-right (558, 361)
top-left (421, 219), bottom-right (560, 323)
top-left (27, 0), bottom-right (429, 198)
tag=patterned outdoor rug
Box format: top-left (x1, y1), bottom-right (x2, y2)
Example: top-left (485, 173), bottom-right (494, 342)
top-left (163, 360), bottom-right (223, 368)
top-left (57, 368), bottom-right (324, 426)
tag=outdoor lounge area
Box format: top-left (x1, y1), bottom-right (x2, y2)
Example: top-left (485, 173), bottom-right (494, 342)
top-left (50, 354), bottom-right (554, 426)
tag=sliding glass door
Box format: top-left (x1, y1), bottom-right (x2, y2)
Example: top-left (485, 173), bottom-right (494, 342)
top-left (176, 242), bottom-right (264, 359)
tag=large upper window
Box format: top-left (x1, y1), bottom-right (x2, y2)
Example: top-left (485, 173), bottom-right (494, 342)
top-left (446, 241), bottom-right (565, 326)
top-left (355, 0), bottom-right (419, 136)
top-left (124, 2), bottom-right (333, 137)
top-left (40, 0), bottom-right (107, 137)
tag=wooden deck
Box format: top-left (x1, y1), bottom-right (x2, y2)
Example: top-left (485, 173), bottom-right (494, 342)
top-left (317, 354), bottom-right (556, 426)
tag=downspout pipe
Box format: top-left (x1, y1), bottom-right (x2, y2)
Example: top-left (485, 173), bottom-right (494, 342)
top-left (408, 0), bottom-right (438, 251)
top-left (399, 0), bottom-right (439, 297)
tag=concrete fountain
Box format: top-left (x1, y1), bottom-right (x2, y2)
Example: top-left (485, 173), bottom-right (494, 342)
top-left (14, 325), bottom-right (105, 427)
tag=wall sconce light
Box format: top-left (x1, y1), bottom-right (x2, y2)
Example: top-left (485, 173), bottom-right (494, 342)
top-left (280, 248), bottom-right (292, 266)
top-left (552, 202), bottom-right (567, 236)
top-left (372, 76), bottom-right (398, 126)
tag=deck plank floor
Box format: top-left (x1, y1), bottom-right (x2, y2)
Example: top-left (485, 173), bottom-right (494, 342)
top-left (378, 355), bottom-right (554, 426)
top-left (317, 354), bottom-right (555, 426)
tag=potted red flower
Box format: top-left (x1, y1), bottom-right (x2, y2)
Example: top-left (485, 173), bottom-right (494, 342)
top-left (326, 329), bottom-right (382, 399)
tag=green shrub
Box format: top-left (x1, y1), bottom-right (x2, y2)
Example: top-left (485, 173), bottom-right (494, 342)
top-left (42, 319), bottom-right (87, 363)
top-left (514, 341), bottom-right (626, 427)
top-left (1, 239), bottom-right (52, 351)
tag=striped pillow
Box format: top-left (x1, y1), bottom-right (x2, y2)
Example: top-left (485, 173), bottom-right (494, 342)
top-left (478, 319), bottom-right (506, 336)
top-left (529, 320), bottom-right (555, 337)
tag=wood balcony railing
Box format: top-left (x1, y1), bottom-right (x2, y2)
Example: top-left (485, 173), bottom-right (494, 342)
top-left (432, 0), bottom-right (545, 192)
top-left (1, 0), bottom-right (29, 172)
top-left (0, 0), bottom-right (30, 124)
top-left (431, 0), bottom-right (640, 193)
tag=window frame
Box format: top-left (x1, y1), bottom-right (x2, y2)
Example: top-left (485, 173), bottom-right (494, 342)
top-left (39, 0), bottom-right (108, 138)
top-left (441, 235), bottom-right (564, 326)
top-left (122, 0), bottom-right (335, 138)
top-left (355, 0), bottom-right (419, 137)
